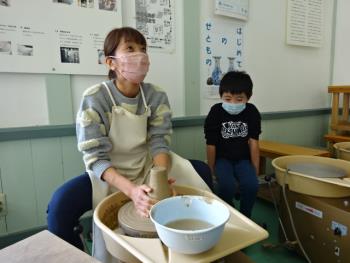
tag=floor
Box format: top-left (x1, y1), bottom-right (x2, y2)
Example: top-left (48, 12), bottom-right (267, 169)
top-left (84, 198), bottom-right (307, 263)
top-left (243, 199), bottom-right (307, 263)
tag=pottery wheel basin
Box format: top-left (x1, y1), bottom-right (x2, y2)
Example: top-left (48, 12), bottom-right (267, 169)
top-left (272, 155), bottom-right (350, 198)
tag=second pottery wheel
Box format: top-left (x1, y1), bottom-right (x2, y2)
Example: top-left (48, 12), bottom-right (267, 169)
top-left (117, 166), bottom-right (172, 238)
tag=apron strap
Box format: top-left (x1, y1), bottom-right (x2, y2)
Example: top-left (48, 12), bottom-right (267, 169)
top-left (103, 81), bottom-right (149, 113)
top-left (102, 82), bottom-right (117, 107)
top-left (139, 85), bottom-right (150, 112)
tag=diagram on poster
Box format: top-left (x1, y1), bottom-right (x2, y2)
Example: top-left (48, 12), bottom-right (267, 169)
top-left (135, 0), bottom-right (175, 52)
top-left (0, 0), bottom-right (122, 75)
top-left (201, 20), bottom-right (244, 98)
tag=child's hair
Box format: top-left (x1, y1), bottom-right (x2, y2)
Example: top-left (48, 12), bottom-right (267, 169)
top-left (104, 27), bottom-right (147, 79)
top-left (219, 71), bottom-right (253, 99)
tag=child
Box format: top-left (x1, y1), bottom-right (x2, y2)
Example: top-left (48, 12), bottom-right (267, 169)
top-left (204, 71), bottom-right (261, 218)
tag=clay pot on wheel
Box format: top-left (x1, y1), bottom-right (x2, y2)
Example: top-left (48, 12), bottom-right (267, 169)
top-left (118, 166), bottom-right (172, 238)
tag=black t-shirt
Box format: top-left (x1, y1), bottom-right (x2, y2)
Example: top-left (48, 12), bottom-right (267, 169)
top-left (204, 102), bottom-right (261, 161)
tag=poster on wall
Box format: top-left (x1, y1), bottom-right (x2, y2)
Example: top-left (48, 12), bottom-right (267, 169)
top-left (135, 0), bottom-right (175, 53)
top-left (286, 0), bottom-right (323, 48)
top-left (0, 0), bottom-right (122, 75)
top-left (201, 20), bottom-right (244, 98)
top-left (214, 0), bottom-right (249, 21)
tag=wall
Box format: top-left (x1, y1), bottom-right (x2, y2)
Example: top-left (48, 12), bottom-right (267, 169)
top-left (0, 73), bottom-right (49, 127)
top-left (332, 0), bottom-right (350, 84)
top-left (200, 0), bottom-right (335, 115)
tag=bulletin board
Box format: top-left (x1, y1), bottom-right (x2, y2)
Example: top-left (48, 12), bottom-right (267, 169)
top-left (0, 0), bottom-right (122, 75)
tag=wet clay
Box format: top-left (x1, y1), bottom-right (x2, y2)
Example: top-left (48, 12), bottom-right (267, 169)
top-left (118, 166), bottom-right (171, 238)
top-left (165, 219), bottom-right (214, 231)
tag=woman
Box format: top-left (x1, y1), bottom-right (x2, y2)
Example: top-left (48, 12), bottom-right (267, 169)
top-left (47, 27), bottom-right (210, 262)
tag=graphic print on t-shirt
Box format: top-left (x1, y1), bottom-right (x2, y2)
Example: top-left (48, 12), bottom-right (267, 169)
top-left (221, 121), bottom-right (248, 139)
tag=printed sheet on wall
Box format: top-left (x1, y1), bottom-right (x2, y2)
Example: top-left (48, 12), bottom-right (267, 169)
top-left (201, 20), bottom-right (244, 98)
top-left (0, 0), bottom-right (122, 75)
top-left (134, 0), bottom-right (175, 53)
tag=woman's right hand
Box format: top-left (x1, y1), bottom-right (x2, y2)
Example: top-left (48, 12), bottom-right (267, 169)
top-left (129, 184), bottom-right (155, 217)
top-left (102, 167), bottom-right (156, 217)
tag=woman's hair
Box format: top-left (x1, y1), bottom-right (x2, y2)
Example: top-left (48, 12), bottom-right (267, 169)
top-left (104, 27), bottom-right (147, 79)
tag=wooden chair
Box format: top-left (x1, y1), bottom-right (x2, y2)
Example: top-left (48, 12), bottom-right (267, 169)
top-left (324, 86), bottom-right (350, 152)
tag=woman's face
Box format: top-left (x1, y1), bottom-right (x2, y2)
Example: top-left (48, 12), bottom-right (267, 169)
top-left (114, 38), bottom-right (147, 57)
top-left (108, 37), bottom-right (150, 86)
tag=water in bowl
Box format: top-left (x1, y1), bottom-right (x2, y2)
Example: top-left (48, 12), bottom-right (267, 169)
top-left (165, 219), bottom-right (214, 231)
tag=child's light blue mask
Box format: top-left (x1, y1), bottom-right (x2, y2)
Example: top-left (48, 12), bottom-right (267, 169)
top-left (222, 102), bottom-right (246, 115)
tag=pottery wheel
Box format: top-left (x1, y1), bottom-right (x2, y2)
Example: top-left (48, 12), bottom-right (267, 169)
top-left (118, 201), bottom-right (158, 238)
top-left (287, 162), bottom-right (347, 179)
top-left (341, 147), bottom-right (350, 152)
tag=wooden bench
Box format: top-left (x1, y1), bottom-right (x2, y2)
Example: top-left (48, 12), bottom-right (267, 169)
top-left (257, 140), bottom-right (330, 202)
top-left (259, 140), bottom-right (330, 159)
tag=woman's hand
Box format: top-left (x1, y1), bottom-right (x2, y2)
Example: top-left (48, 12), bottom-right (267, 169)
top-left (131, 178), bottom-right (176, 217)
top-left (102, 167), bottom-right (156, 217)
top-left (168, 177), bottom-right (177, 196)
top-left (129, 184), bottom-right (156, 217)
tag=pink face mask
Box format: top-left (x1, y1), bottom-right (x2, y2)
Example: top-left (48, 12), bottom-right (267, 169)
top-left (110, 52), bottom-right (150, 84)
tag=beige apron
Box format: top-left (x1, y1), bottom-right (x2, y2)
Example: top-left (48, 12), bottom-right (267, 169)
top-left (90, 82), bottom-right (209, 263)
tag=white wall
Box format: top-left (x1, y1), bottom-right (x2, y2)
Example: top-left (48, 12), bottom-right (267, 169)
top-left (200, 0), bottom-right (335, 115)
top-left (332, 0), bottom-right (350, 85)
top-left (0, 73), bottom-right (49, 128)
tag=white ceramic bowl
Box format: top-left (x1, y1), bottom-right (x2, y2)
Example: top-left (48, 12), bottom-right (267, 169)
top-left (150, 195), bottom-right (230, 254)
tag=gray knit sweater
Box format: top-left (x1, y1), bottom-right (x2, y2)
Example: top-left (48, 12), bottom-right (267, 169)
top-left (76, 80), bottom-right (172, 179)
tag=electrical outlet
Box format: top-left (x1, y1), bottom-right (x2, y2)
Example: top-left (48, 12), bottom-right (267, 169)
top-left (0, 193), bottom-right (7, 217)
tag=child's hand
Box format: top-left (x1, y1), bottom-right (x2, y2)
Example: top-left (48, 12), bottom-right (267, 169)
top-left (212, 174), bottom-right (218, 185)
top-left (129, 184), bottom-right (156, 217)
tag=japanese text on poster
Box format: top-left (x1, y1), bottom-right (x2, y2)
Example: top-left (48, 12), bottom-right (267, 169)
top-left (201, 20), bottom-right (244, 98)
top-left (286, 0), bottom-right (323, 47)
